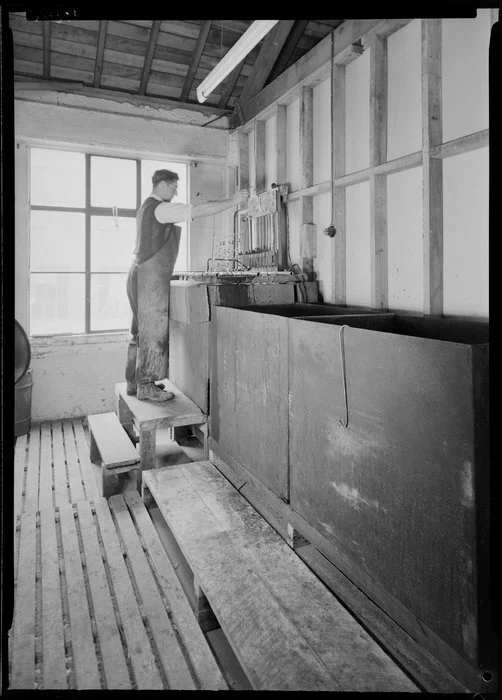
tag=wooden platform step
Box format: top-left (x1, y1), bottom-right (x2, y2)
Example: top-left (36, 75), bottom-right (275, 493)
top-left (142, 461), bottom-right (420, 692)
top-left (88, 412), bottom-right (140, 497)
top-left (14, 419), bottom-right (99, 518)
top-left (10, 495), bottom-right (228, 691)
top-left (115, 379), bottom-right (206, 430)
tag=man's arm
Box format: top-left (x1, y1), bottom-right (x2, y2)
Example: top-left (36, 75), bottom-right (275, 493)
top-left (154, 190), bottom-right (248, 224)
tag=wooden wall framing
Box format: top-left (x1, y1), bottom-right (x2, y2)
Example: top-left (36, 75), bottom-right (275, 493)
top-left (235, 14), bottom-right (493, 314)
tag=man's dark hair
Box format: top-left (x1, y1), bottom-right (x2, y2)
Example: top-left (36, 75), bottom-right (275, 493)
top-left (152, 169), bottom-right (179, 186)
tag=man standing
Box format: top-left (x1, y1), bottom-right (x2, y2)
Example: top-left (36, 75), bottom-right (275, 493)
top-left (126, 168), bottom-right (246, 402)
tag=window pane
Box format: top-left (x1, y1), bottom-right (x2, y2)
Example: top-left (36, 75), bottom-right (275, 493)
top-left (90, 274), bottom-right (131, 331)
top-left (91, 216), bottom-right (137, 272)
top-left (91, 156), bottom-right (137, 208)
top-left (30, 148), bottom-right (85, 207)
top-left (141, 160), bottom-right (187, 203)
top-left (174, 222), bottom-right (188, 272)
top-left (30, 210), bottom-right (85, 271)
top-left (30, 274), bottom-right (85, 335)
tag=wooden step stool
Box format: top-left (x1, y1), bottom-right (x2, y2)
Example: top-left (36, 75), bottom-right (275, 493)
top-left (88, 412), bottom-right (140, 497)
top-left (115, 379), bottom-right (207, 490)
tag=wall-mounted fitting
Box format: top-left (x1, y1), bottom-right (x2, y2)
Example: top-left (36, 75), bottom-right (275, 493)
top-left (323, 225), bottom-right (337, 238)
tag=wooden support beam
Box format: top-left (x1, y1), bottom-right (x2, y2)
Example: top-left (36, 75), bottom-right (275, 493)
top-left (300, 86), bottom-right (315, 280)
top-left (43, 21), bottom-right (51, 79)
top-left (334, 151), bottom-right (423, 188)
top-left (333, 42), bottom-right (364, 67)
top-left (138, 20), bottom-right (161, 96)
top-left (238, 130), bottom-right (250, 191)
top-left (218, 59), bottom-right (245, 109)
top-left (255, 120), bottom-right (266, 193)
top-left (237, 20), bottom-right (296, 109)
top-left (333, 62), bottom-right (346, 304)
top-left (267, 20), bottom-right (310, 84)
top-left (369, 34), bottom-right (388, 309)
top-left (276, 104), bottom-right (288, 270)
top-left (93, 20), bottom-right (108, 88)
top-left (288, 181), bottom-right (331, 201)
top-left (430, 129), bottom-right (488, 159)
top-left (422, 19), bottom-right (443, 316)
top-left (180, 20), bottom-right (212, 103)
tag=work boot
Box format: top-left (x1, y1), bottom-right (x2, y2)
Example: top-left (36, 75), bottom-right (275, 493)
top-left (137, 381), bottom-right (174, 402)
top-left (126, 381), bottom-right (165, 397)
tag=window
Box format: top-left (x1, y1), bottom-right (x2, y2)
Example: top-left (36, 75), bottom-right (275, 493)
top-left (29, 148), bottom-right (189, 336)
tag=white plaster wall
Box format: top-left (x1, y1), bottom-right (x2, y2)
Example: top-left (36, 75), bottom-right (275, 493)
top-left (287, 199), bottom-right (301, 266)
top-left (387, 167), bottom-right (424, 312)
top-left (313, 78), bottom-right (331, 184)
top-left (190, 160), bottom-right (226, 271)
top-left (387, 19), bottom-right (422, 161)
top-left (248, 129), bottom-right (255, 191)
top-left (30, 335), bottom-right (128, 421)
top-left (443, 147), bottom-right (488, 318)
top-left (442, 10), bottom-right (491, 143)
top-left (345, 181), bottom-right (371, 306)
top-left (286, 98), bottom-right (301, 191)
top-left (265, 115), bottom-right (277, 189)
top-left (313, 192), bottom-right (333, 301)
top-left (345, 50), bottom-right (370, 174)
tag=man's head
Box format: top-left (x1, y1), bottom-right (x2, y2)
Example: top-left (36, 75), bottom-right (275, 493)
top-left (152, 169), bottom-right (179, 202)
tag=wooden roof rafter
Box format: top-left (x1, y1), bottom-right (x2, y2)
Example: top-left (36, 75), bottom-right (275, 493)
top-left (138, 19), bottom-right (161, 95)
top-left (180, 19), bottom-right (212, 102)
top-left (93, 20), bottom-right (108, 87)
top-left (267, 19), bottom-right (310, 85)
top-left (218, 58), bottom-right (245, 109)
top-left (43, 21), bottom-right (51, 78)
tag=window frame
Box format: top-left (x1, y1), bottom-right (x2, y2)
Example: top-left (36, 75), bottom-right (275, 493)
top-left (29, 147), bottom-right (189, 336)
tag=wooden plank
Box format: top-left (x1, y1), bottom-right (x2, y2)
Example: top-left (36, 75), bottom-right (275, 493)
top-left (138, 20), bottom-right (161, 95)
top-left (108, 495), bottom-right (196, 689)
top-left (72, 419), bottom-right (100, 500)
top-left (58, 503), bottom-right (100, 689)
top-left (333, 41), bottom-right (364, 66)
top-left (87, 413), bottom-right (139, 468)
top-left (75, 500), bottom-right (131, 689)
top-left (123, 491), bottom-right (227, 690)
top-left (332, 63), bottom-right (346, 305)
top-left (267, 20), bottom-right (310, 84)
top-left (115, 380), bottom-right (206, 430)
top-left (93, 498), bottom-right (163, 689)
top-left (39, 508), bottom-right (67, 689)
top-left (255, 119), bottom-right (266, 192)
top-left (276, 104), bottom-right (287, 184)
top-left (300, 85), bottom-right (313, 190)
top-left (431, 129), bottom-right (488, 159)
top-left (10, 512), bottom-right (37, 689)
top-left (14, 434), bottom-right (27, 519)
top-left (62, 420), bottom-right (85, 503)
top-left (52, 421), bottom-right (69, 508)
top-left (180, 19), bottom-right (211, 102)
top-left (237, 20), bottom-right (296, 108)
top-left (422, 18), bottom-right (443, 316)
top-left (42, 21), bottom-right (50, 79)
top-left (24, 423), bottom-right (40, 514)
top-left (93, 19), bottom-right (108, 87)
top-left (38, 422), bottom-right (53, 511)
top-left (369, 34), bottom-right (388, 310)
top-left (144, 462), bottom-right (418, 691)
top-left (287, 180), bottom-right (331, 201)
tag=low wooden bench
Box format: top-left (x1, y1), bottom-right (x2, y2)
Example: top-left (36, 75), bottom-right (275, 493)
top-left (142, 460), bottom-right (421, 692)
top-left (88, 412), bottom-right (140, 497)
top-left (115, 380), bottom-right (207, 489)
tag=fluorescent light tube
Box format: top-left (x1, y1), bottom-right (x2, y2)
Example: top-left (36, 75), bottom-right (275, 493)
top-left (196, 19), bottom-right (279, 103)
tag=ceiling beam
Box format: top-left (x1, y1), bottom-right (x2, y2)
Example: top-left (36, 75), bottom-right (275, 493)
top-left (43, 21), bottom-right (51, 79)
top-left (235, 20), bottom-right (295, 110)
top-left (266, 19), bottom-right (309, 85)
top-left (14, 79), bottom-right (232, 116)
top-left (218, 58), bottom-right (245, 109)
top-left (180, 19), bottom-right (212, 102)
top-left (138, 19), bottom-right (161, 95)
top-left (93, 19), bottom-right (108, 88)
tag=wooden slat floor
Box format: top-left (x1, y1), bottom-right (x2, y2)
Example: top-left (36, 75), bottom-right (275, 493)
top-left (9, 421), bottom-right (228, 691)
